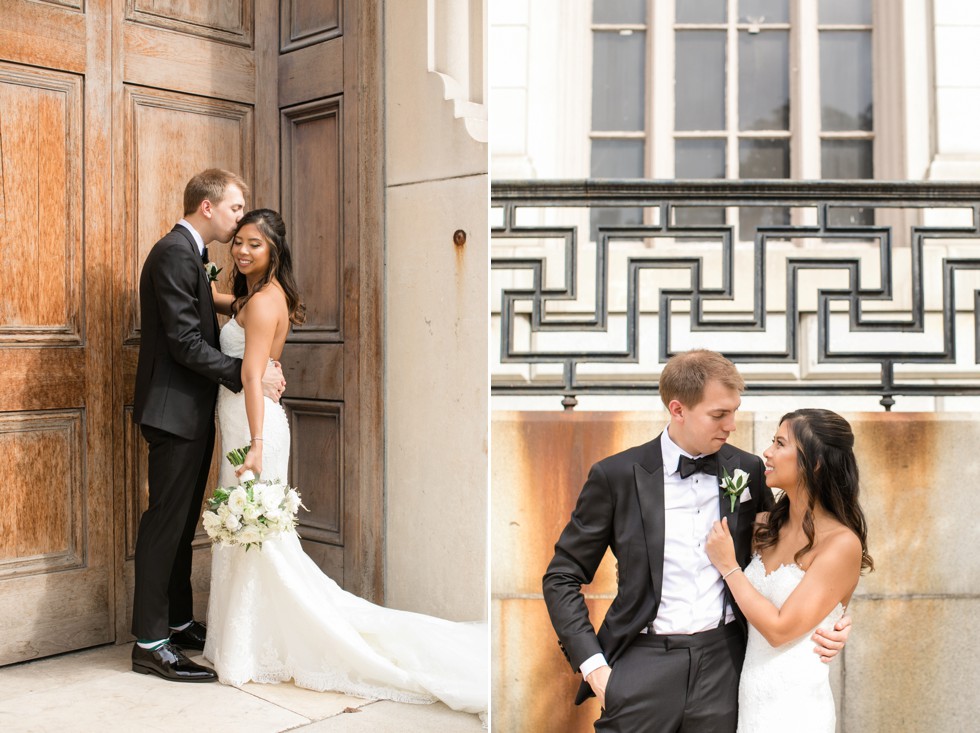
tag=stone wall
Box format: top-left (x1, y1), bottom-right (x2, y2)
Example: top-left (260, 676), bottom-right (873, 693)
top-left (384, 0), bottom-right (488, 621)
top-left (491, 411), bottom-right (980, 731)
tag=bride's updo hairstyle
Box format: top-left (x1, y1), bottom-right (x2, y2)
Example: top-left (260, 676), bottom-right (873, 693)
top-left (755, 408), bottom-right (874, 574)
top-left (230, 208), bottom-right (306, 325)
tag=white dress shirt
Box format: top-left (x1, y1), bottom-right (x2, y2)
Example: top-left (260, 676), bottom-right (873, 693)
top-left (177, 218), bottom-right (206, 258)
top-left (580, 425), bottom-right (732, 679)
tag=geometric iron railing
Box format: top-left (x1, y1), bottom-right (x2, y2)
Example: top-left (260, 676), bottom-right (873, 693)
top-left (491, 180), bottom-right (980, 410)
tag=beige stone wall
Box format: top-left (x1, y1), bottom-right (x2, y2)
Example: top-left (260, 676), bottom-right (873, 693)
top-left (383, 0), bottom-right (488, 621)
top-left (492, 411), bottom-right (980, 731)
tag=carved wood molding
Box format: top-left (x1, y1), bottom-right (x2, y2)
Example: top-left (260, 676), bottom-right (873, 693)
top-left (125, 0), bottom-right (253, 47)
top-left (0, 409), bottom-right (85, 577)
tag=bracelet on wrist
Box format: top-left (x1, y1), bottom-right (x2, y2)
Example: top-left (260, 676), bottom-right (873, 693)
top-left (250, 437), bottom-right (263, 442)
top-left (722, 566), bottom-right (741, 580)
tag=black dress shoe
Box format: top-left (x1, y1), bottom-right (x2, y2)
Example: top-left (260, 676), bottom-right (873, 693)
top-left (169, 620), bottom-right (207, 651)
top-left (132, 642), bottom-right (217, 682)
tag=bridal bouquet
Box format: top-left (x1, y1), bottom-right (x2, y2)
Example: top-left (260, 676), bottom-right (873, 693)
top-left (202, 445), bottom-right (304, 549)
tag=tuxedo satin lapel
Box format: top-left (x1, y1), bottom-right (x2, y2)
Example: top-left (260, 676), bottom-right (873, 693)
top-left (717, 448), bottom-right (739, 540)
top-left (634, 457), bottom-right (665, 608)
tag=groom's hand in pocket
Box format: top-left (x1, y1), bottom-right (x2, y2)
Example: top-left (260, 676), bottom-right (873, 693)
top-left (812, 614), bottom-right (851, 663)
top-left (586, 665), bottom-right (611, 709)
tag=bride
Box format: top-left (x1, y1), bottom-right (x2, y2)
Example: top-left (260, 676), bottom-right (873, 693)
top-left (706, 408), bottom-right (873, 732)
top-left (203, 208), bottom-right (487, 717)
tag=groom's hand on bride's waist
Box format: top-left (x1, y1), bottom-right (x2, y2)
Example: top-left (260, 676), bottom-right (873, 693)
top-left (261, 360), bottom-right (286, 402)
top-left (812, 614), bottom-right (852, 663)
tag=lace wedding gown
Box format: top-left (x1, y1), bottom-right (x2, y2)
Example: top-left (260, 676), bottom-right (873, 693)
top-left (737, 554), bottom-right (844, 733)
top-left (203, 318), bottom-right (487, 717)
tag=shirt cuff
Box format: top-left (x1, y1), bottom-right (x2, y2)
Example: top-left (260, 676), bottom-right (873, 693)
top-left (580, 652), bottom-right (608, 679)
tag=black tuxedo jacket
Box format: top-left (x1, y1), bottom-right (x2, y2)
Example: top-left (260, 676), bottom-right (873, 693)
top-left (133, 225), bottom-right (243, 440)
top-left (542, 433), bottom-right (773, 704)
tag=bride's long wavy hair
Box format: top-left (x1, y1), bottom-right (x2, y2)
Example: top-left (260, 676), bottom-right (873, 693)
top-left (754, 408), bottom-right (874, 574)
top-left (229, 209), bottom-right (306, 325)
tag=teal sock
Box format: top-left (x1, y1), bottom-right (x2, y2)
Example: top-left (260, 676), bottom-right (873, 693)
top-left (170, 621), bottom-right (192, 632)
top-left (136, 639), bottom-right (167, 650)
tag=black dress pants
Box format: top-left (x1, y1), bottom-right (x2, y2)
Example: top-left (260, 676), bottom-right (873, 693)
top-left (595, 623), bottom-right (746, 733)
top-left (131, 423), bottom-right (215, 641)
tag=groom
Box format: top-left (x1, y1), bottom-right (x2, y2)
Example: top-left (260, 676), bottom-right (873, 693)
top-left (543, 349), bottom-right (849, 731)
top-left (131, 169), bottom-right (285, 682)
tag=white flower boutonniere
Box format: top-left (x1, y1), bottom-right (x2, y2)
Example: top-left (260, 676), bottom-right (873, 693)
top-left (720, 467), bottom-right (750, 512)
top-left (205, 262), bottom-right (222, 283)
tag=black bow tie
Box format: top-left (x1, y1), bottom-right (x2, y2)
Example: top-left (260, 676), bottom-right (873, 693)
top-left (677, 454), bottom-right (718, 479)
top-left (201, 246), bottom-right (209, 264)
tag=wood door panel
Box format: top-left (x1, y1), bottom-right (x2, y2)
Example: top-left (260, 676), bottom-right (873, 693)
top-left (280, 343), bottom-right (344, 399)
top-left (122, 22), bottom-right (255, 102)
top-left (122, 85), bottom-right (254, 344)
top-left (0, 351), bottom-right (86, 411)
top-left (287, 399), bottom-right (343, 544)
top-left (0, 64), bottom-right (83, 344)
top-left (0, 571), bottom-right (111, 666)
top-left (282, 97), bottom-right (343, 339)
top-left (278, 39), bottom-right (343, 107)
top-left (280, 0), bottom-right (341, 51)
top-left (127, 0), bottom-right (252, 46)
top-left (0, 410), bottom-right (84, 573)
top-left (0, 2), bottom-right (86, 72)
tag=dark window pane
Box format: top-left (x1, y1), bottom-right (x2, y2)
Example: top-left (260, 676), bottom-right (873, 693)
top-left (676, 31), bottom-right (726, 130)
top-left (591, 139), bottom-right (643, 239)
top-left (674, 206), bottom-right (727, 227)
top-left (819, 0), bottom-right (871, 25)
top-left (594, 0), bottom-right (646, 24)
top-left (591, 207), bottom-right (645, 242)
top-left (676, 0), bottom-right (727, 23)
top-left (592, 31), bottom-right (646, 131)
top-left (739, 30), bottom-right (789, 130)
top-left (738, 139), bottom-right (789, 239)
top-left (821, 139), bottom-right (872, 179)
top-left (675, 139), bottom-right (725, 226)
top-left (592, 31), bottom-right (646, 130)
top-left (676, 138), bottom-right (726, 178)
top-left (822, 139), bottom-right (874, 224)
top-left (820, 31), bottom-right (873, 131)
top-left (739, 0), bottom-right (789, 23)
top-left (827, 207), bottom-right (874, 227)
top-left (739, 138), bottom-right (789, 178)
top-left (739, 206), bottom-right (791, 240)
top-left (592, 138), bottom-right (645, 178)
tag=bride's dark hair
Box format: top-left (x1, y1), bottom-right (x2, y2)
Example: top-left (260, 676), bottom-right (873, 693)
top-left (230, 209), bottom-right (306, 325)
top-left (754, 408), bottom-right (874, 573)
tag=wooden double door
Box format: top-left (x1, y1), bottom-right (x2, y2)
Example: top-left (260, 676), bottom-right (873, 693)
top-left (0, 0), bottom-right (382, 664)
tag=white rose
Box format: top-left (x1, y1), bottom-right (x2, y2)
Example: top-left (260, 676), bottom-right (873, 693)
top-left (263, 508), bottom-right (283, 525)
top-left (202, 511), bottom-right (222, 535)
top-left (242, 502), bottom-right (261, 523)
top-left (223, 512), bottom-right (241, 532)
top-left (227, 487), bottom-right (248, 515)
top-left (238, 525), bottom-right (262, 545)
top-left (261, 484), bottom-right (285, 513)
top-left (283, 489), bottom-right (301, 515)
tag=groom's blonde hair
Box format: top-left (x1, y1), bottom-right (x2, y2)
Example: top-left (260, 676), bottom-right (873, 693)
top-left (183, 168), bottom-right (249, 215)
top-left (659, 349), bottom-right (744, 408)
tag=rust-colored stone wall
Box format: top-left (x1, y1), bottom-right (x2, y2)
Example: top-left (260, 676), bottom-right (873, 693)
top-left (491, 411), bottom-right (980, 732)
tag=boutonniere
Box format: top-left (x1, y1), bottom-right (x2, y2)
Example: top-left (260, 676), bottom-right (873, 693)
top-left (204, 262), bottom-right (222, 283)
top-left (720, 467), bottom-right (749, 512)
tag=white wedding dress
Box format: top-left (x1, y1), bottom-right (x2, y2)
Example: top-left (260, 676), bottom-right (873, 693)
top-left (203, 318), bottom-right (487, 718)
top-left (737, 554), bottom-right (844, 732)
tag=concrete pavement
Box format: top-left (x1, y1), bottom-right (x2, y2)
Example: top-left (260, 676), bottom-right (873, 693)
top-left (0, 644), bottom-right (485, 732)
